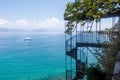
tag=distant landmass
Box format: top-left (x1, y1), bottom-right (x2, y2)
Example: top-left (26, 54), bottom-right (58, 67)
top-left (0, 28), bottom-right (23, 32)
top-left (0, 27), bottom-right (45, 32)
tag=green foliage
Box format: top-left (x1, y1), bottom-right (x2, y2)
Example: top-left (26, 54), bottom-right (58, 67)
top-left (65, 21), bottom-right (75, 34)
top-left (64, 0), bottom-right (120, 34)
top-left (86, 64), bottom-right (107, 80)
top-left (93, 32), bottom-right (120, 80)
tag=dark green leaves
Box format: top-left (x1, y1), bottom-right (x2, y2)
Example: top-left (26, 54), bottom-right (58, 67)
top-left (64, 0), bottom-right (120, 34)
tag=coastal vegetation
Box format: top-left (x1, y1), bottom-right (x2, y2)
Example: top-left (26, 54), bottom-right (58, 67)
top-left (86, 32), bottom-right (120, 80)
top-left (86, 64), bottom-right (107, 80)
top-left (100, 32), bottom-right (120, 79)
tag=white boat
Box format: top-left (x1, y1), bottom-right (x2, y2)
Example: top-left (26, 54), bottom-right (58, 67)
top-left (24, 37), bottom-right (32, 41)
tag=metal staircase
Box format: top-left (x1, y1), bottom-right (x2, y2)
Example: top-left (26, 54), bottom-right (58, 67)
top-left (65, 31), bottom-right (119, 80)
top-left (66, 35), bottom-right (87, 80)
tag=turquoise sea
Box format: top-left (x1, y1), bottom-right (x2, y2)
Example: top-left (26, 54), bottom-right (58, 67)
top-left (0, 32), bottom-right (96, 80)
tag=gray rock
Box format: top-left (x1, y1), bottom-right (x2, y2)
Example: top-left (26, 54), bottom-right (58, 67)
top-left (112, 51), bottom-right (120, 80)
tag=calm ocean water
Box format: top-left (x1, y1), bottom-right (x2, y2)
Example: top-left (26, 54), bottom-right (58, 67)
top-left (0, 32), bottom-right (96, 80)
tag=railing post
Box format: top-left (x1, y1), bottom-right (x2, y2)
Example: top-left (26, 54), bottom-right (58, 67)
top-left (76, 23), bottom-right (77, 44)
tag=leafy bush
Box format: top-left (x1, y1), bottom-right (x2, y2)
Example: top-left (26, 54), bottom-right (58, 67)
top-left (86, 64), bottom-right (107, 80)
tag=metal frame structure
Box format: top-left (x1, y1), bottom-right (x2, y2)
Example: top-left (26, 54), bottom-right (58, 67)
top-left (65, 16), bottom-right (120, 80)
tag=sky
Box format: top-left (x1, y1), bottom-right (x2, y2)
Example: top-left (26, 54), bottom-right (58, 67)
top-left (0, 0), bottom-right (73, 33)
top-left (0, 0), bottom-right (119, 33)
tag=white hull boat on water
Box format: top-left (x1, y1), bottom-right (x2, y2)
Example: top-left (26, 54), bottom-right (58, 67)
top-left (24, 37), bottom-right (32, 41)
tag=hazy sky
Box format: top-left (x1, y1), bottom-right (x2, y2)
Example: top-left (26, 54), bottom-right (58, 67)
top-left (0, 0), bottom-right (118, 33)
top-left (0, 0), bottom-right (73, 32)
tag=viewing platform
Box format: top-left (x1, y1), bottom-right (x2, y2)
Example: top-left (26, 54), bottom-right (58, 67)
top-left (66, 31), bottom-right (119, 50)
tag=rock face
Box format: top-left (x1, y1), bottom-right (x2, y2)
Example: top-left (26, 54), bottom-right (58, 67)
top-left (113, 18), bottom-right (120, 31)
top-left (112, 51), bottom-right (120, 80)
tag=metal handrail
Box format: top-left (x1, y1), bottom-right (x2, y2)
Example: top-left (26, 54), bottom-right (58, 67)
top-left (76, 31), bottom-right (120, 44)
